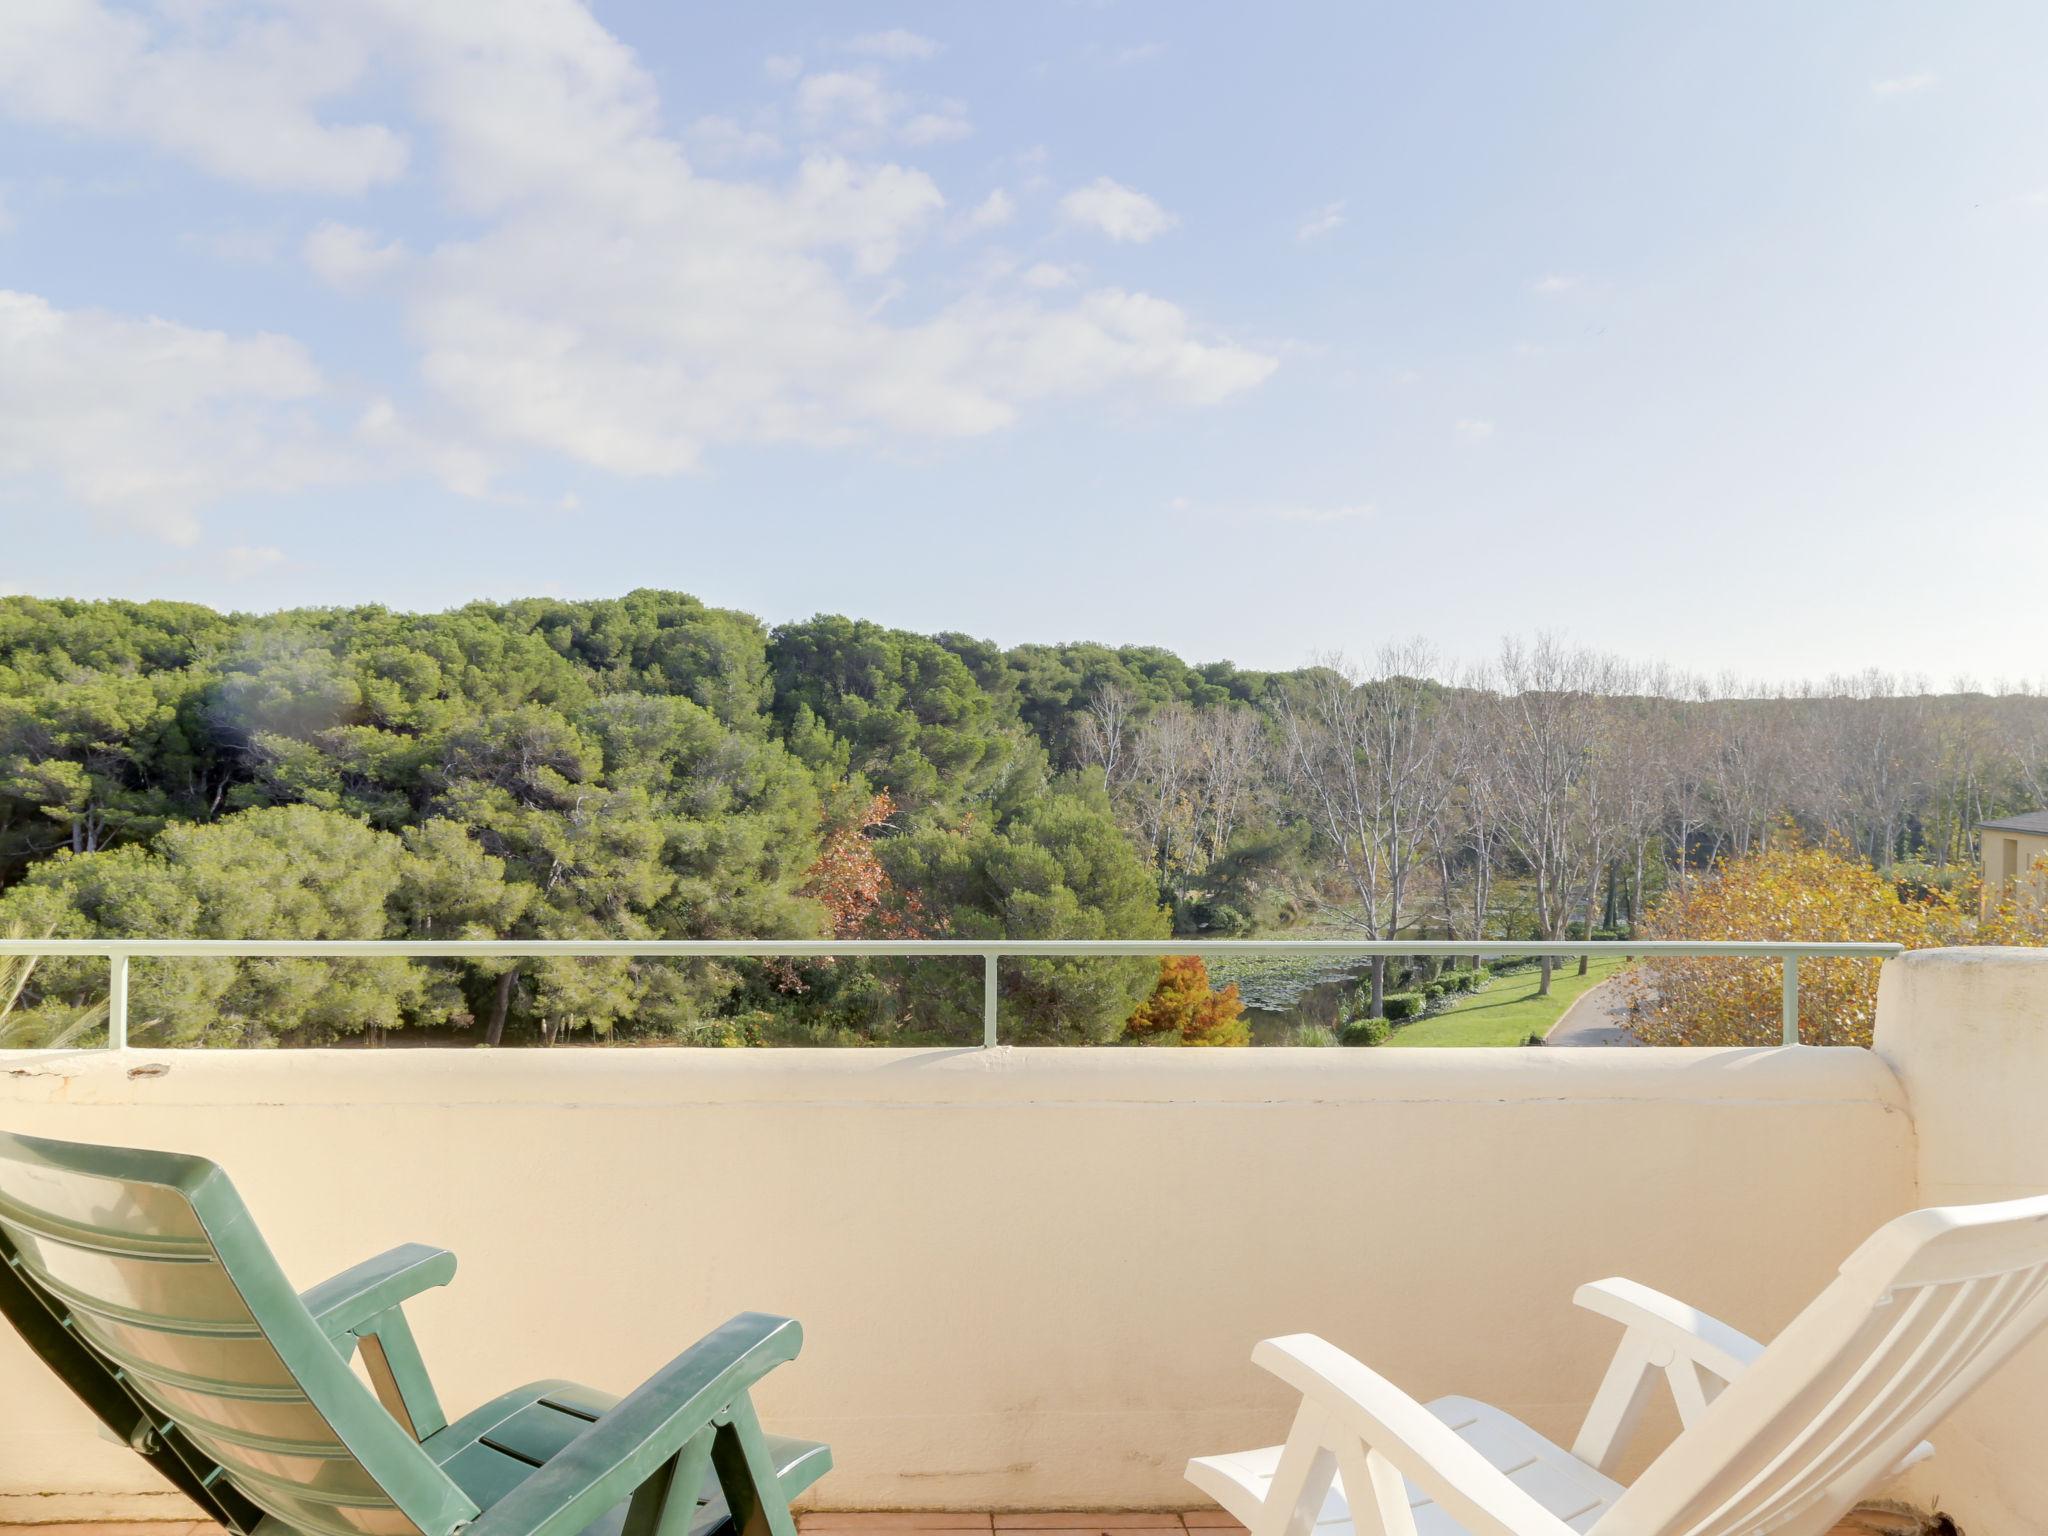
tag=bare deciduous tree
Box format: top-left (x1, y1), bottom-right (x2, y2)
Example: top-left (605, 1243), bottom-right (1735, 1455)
top-left (1274, 643), bottom-right (1453, 1013)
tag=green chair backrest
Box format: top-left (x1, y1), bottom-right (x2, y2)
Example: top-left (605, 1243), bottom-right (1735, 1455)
top-left (0, 1130), bottom-right (478, 1536)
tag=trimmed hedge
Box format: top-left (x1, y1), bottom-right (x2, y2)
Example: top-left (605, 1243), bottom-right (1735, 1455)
top-left (1340, 1016), bottom-right (1390, 1047)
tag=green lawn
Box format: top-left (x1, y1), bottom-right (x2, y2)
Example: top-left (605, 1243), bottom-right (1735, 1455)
top-left (1382, 955), bottom-right (1632, 1047)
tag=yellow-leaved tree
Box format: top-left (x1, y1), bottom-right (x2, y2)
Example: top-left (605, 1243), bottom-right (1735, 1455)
top-left (1974, 851), bottom-right (2048, 947)
top-left (1626, 842), bottom-right (1972, 1047)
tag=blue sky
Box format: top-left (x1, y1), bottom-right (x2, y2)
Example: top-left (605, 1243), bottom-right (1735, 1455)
top-left (3, 2), bottom-right (2046, 682)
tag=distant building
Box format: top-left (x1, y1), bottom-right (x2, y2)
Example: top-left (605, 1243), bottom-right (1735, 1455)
top-left (1978, 812), bottom-right (2048, 916)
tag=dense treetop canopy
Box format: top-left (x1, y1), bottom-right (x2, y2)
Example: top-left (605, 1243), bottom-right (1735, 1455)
top-left (0, 591), bottom-right (1262, 1045)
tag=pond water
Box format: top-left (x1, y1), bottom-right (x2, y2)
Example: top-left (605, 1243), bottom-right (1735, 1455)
top-left (1207, 954), bottom-right (1380, 1044)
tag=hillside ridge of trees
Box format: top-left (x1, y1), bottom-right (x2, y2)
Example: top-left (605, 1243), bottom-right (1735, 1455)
top-left (3, 591), bottom-right (2040, 1044)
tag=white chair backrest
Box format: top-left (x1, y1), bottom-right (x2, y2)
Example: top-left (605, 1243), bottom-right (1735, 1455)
top-left (1595, 1195), bottom-right (2048, 1536)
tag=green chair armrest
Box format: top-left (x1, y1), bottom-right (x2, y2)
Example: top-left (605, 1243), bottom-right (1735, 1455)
top-left (301, 1244), bottom-right (458, 1442)
top-left (302, 1243), bottom-right (457, 1339)
top-left (465, 1313), bottom-right (805, 1536)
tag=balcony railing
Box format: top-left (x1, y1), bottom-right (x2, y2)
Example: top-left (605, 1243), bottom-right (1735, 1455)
top-left (0, 938), bottom-right (1906, 1049)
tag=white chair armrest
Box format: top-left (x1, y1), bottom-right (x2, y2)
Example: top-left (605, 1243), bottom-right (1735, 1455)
top-left (1569, 1278), bottom-right (1767, 1474)
top-left (1253, 1335), bottom-right (1578, 1536)
top-left (1573, 1278), bottom-right (1765, 1381)
top-left (1568, 1278), bottom-right (1932, 1479)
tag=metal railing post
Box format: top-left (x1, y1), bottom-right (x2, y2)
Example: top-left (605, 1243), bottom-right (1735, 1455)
top-left (108, 954), bottom-right (129, 1050)
top-left (982, 951), bottom-right (999, 1048)
top-left (1782, 953), bottom-right (1800, 1047)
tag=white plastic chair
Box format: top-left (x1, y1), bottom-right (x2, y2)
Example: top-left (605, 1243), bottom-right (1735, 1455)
top-left (1188, 1195), bottom-right (2048, 1536)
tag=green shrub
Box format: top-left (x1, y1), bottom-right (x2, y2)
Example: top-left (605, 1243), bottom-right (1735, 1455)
top-left (1468, 966), bottom-right (1491, 988)
top-left (1292, 1023), bottom-right (1339, 1047)
top-left (1340, 1015), bottom-right (1390, 1047)
top-left (1423, 980), bottom-right (1448, 999)
top-left (1381, 991), bottom-right (1425, 1022)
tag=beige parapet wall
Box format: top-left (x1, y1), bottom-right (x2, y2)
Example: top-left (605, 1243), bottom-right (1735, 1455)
top-left (0, 1042), bottom-right (1914, 1517)
top-left (1876, 948), bottom-right (2048, 1534)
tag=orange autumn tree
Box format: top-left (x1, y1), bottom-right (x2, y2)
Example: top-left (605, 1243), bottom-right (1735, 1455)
top-left (1626, 839), bottom-right (1969, 1047)
top-left (1124, 955), bottom-right (1249, 1047)
top-left (771, 792), bottom-right (929, 996)
top-left (804, 790), bottom-right (926, 938)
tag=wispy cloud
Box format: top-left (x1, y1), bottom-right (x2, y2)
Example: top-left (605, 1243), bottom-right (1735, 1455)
top-left (0, 1), bottom-right (1278, 525)
top-left (0, 288), bottom-right (353, 545)
top-left (0, 4), bottom-right (407, 193)
top-left (845, 29), bottom-right (940, 62)
top-left (900, 101), bottom-right (971, 145)
top-left (1060, 177), bottom-right (1177, 243)
top-left (302, 221), bottom-right (405, 289)
top-left (796, 69), bottom-right (969, 147)
top-left (1022, 262), bottom-right (1077, 289)
top-left (1529, 273), bottom-right (1580, 295)
top-left (1296, 200), bottom-right (1345, 242)
top-left (685, 115), bottom-right (782, 166)
top-left (1871, 72), bottom-right (1937, 97)
top-left (963, 189), bottom-right (1015, 232)
top-left (1455, 418), bottom-right (1495, 441)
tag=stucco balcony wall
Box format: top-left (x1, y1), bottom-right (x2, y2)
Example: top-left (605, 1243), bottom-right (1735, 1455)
top-left (0, 1040), bottom-right (1915, 1518)
top-left (1874, 947), bottom-right (2048, 1532)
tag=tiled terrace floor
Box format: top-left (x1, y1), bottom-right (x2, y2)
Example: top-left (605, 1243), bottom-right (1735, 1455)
top-left (798, 1517), bottom-right (1243, 1536)
top-left (0, 1512), bottom-right (1910, 1536)
top-left (792, 1515), bottom-right (1901, 1536)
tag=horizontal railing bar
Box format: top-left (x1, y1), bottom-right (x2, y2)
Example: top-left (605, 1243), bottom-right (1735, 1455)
top-left (0, 939), bottom-right (1906, 959)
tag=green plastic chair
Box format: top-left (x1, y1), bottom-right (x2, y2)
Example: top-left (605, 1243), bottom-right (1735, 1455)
top-left (0, 1130), bottom-right (830, 1536)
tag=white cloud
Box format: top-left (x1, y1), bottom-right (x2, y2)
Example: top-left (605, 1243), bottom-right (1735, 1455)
top-left (1059, 177), bottom-right (1177, 243)
top-left (1455, 417), bottom-right (1495, 440)
top-left (797, 70), bottom-right (900, 138)
top-left (0, 0), bottom-right (407, 193)
top-left (1530, 273), bottom-right (1580, 295)
top-left (0, 3), bottom-right (1275, 503)
top-left (1297, 201), bottom-right (1345, 241)
top-left (1022, 262), bottom-right (1078, 290)
top-left (764, 53), bottom-right (804, 82)
top-left (0, 289), bottom-right (351, 544)
top-left (796, 69), bottom-right (969, 147)
top-left (901, 102), bottom-right (971, 145)
top-left (685, 115), bottom-right (782, 166)
top-left (844, 29), bottom-right (940, 62)
top-left (1871, 73), bottom-right (1937, 97)
top-left (964, 189), bottom-right (1016, 232)
top-left (353, 397), bottom-right (493, 499)
top-left (303, 221), bottom-right (407, 289)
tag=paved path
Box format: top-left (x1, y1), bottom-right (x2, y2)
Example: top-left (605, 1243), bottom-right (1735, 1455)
top-left (1544, 976), bottom-right (1642, 1046)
